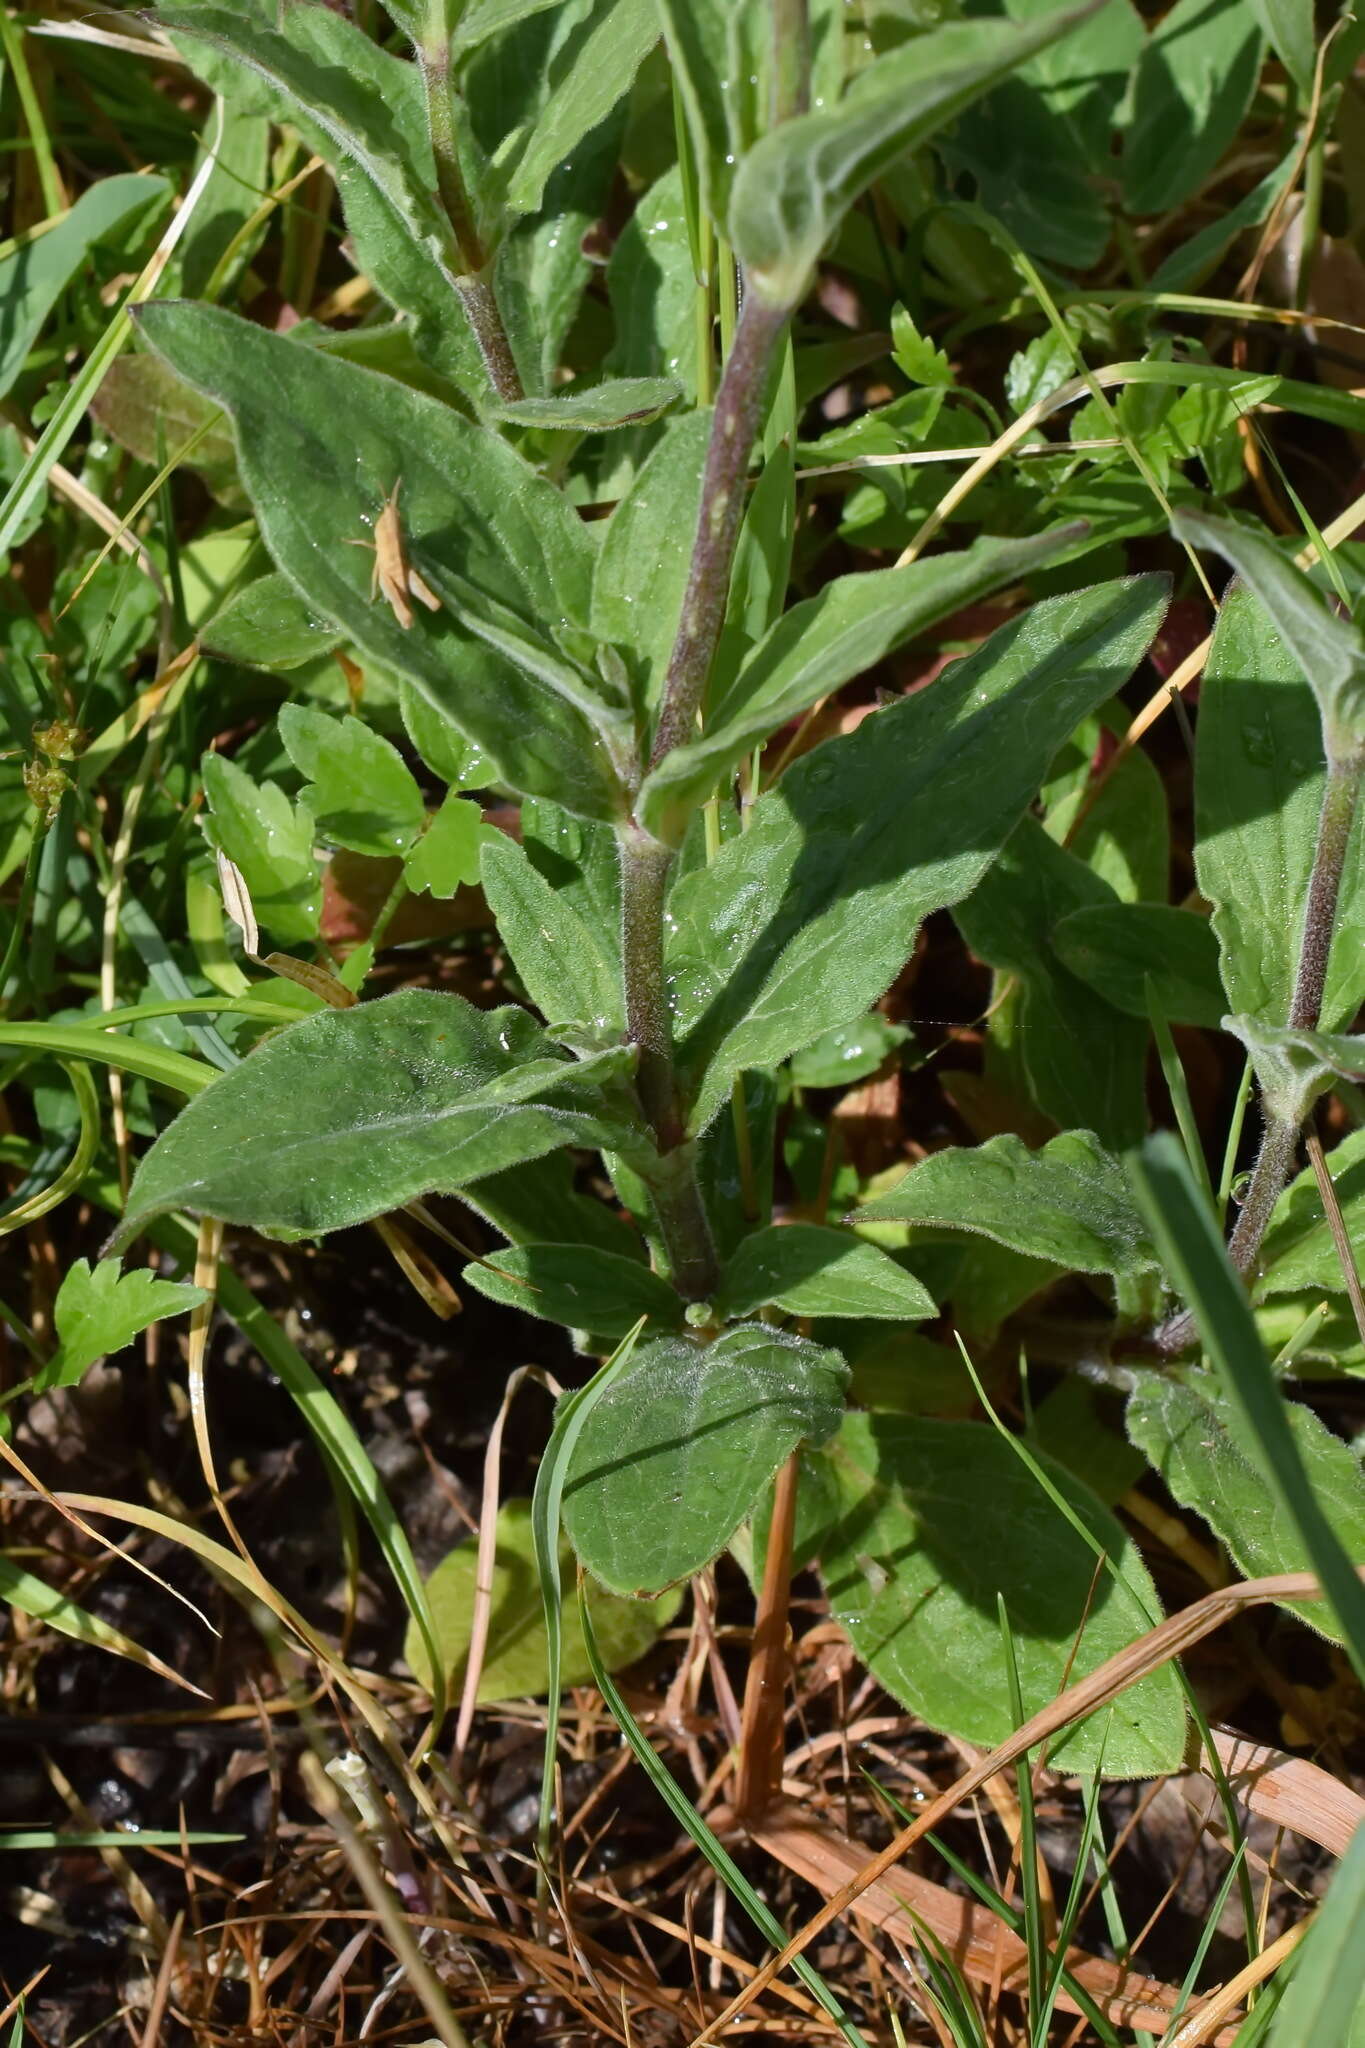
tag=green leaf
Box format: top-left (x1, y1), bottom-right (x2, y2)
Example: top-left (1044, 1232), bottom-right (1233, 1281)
top-left (890, 304), bottom-right (954, 387)
top-left (854, 1129), bottom-right (1156, 1281)
top-left (729, 4), bottom-right (1097, 309)
top-left (462, 1243), bottom-right (682, 1336)
top-left (817, 1412), bottom-right (1185, 1773)
top-left (638, 527), bottom-right (1086, 842)
top-left (954, 815), bottom-right (1150, 1147)
top-left (658, 0), bottom-right (768, 225)
top-left (0, 174), bottom-right (168, 400)
top-left (562, 1327), bottom-right (848, 1594)
top-left (495, 376), bottom-right (681, 431)
top-left (1195, 582), bottom-right (1365, 1028)
top-left (278, 706), bottom-right (425, 858)
top-left (1029, 1376), bottom-right (1146, 1509)
top-left (404, 794), bottom-right (488, 896)
top-left (1259, 1127), bottom-right (1365, 1300)
top-left (1224, 1013), bottom-right (1365, 1128)
top-left (404, 1499), bottom-right (679, 1699)
top-left (202, 572), bottom-right (343, 672)
top-left (714, 1224), bottom-right (935, 1322)
top-left (1246, 0), bottom-right (1315, 95)
top-left (1127, 1367), bottom-right (1365, 1642)
top-left (789, 1014), bottom-right (909, 1090)
top-left (38, 1259), bottom-right (206, 1393)
top-left (1122, 0), bottom-right (1264, 216)
top-left (604, 165), bottom-right (700, 394)
top-left (1177, 510), bottom-right (1365, 764)
top-left (400, 681), bottom-right (490, 789)
top-left (115, 990), bottom-right (645, 1247)
top-left (1042, 703), bottom-right (1170, 905)
top-left (1052, 904), bottom-right (1226, 1029)
top-left (665, 576), bottom-right (1168, 1133)
top-left (1128, 1134), bottom-right (1365, 1676)
top-left (200, 755), bottom-right (321, 946)
top-left (480, 830), bottom-right (624, 1034)
top-left (591, 410), bottom-right (713, 720)
top-left (133, 302), bottom-right (628, 822)
top-left (504, 0), bottom-right (659, 213)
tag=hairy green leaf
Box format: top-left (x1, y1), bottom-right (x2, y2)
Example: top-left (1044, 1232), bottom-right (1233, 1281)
top-left (462, 1243), bottom-right (682, 1336)
top-left (714, 1224), bottom-right (935, 1322)
top-left (133, 302), bottom-right (629, 820)
top-left (1052, 904), bottom-right (1226, 1028)
top-left (591, 410), bottom-right (713, 720)
top-left (1127, 1367), bottom-right (1365, 1641)
top-left (954, 815), bottom-right (1150, 1147)
top-left (639, 528), bottom-right (1086, 843)
top-left (116, 991), bottom-right (644, 1246)
top-left (855, 1129), bottom-right (1155, 1280)
top-left (818, 1413), bottom-right (1184, 1773)
top-left (1195, 582), bottom-right (1365, 1028)
top-left (730, 4), bottom-right (1096, 308)
top-left (562, 1327), bottom-right (848, 1594)
top-left (665, 576), bottom-right (1168, 1133)
top-left (496, 376), bottom-right (681, 430)
top-left (480, 831), bottom-right (624, 1034)
top-left (1177, 510), bottom-right (1365, 764)
top-left (202, 572), bottom-right (343, 672)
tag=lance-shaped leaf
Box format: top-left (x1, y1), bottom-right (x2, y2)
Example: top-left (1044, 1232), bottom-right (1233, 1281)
top-left (562, 1327), bottom-right (848, 1594)
top-left (1224, 1013), bottom-right (1365, 1130)
top-left (818, 1413), bottom-right (1185, 1774)
top-left (157, 2), bottom-right (466, 296)
top-left (1128, 1367), bottom-right (1365, 1642)
top-left (1175, 510), bottom-right (1365, 765)
top-left (480, 833), bottom-right (624, 1036)
top-left (714, 1224), bottom-right (935, 1322)
top-left (114, 991), bottom-right (644, 1247)
top-left (133, 302), bottom-right (630, 821)
top-left (1195, 580), bottom-right (1365, 1030)
top-left (494, 376), bottom-right (681, 432)
top-left (665, 575), bottom-right (1168, 1134)
top-left (854, 1130), bottom-right (1157, 1282)
top-left (504, 0), bottom-right (660, 214)
top-left (0, 173), bottom-right (168, 400)
top-left (658, 0), bottom-right (769, 225)
top-left (462, 1244), bottom-right (683, 1337)
top-left (1052, 903), bottom-right (1226, 1029)
top-left (729, 1), bottom-right (1097, 309)
top-left (592, 410), bottom-right (713, 720)
top-left (638, 526), bottom-right (1086, 844)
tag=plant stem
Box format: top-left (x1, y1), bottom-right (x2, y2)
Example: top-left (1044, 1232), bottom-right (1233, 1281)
top-left (418, 34), bottom-right (523, 404)
top-left (1160, 758), bottom-right (1363, 1352)
top-left (735, 1448), bottom-right (800, 1821)
top-left (1230, 761), bottom-right (1362, 1273)
top-left (619, 822), bottom-right (681, 1149)
top-left (649, 290), bottom-right (789, 766)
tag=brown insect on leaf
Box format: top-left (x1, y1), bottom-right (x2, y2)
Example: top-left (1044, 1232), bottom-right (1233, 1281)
top-left (345, 480), bottom-right (442, 630)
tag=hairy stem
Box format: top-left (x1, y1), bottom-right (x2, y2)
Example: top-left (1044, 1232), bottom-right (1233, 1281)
top-left (418, 40), bottom-right (523, 403)
top-left (1159, 758), bottom-right (1362, 1353)
top-left (649, 290), bottom-right (789, 766)
top-left (1231, 761), bottom-right (1361, 1271)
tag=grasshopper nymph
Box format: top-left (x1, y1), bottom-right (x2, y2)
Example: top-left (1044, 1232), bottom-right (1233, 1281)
top-left (347, 480), bottom-right (442, 630)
